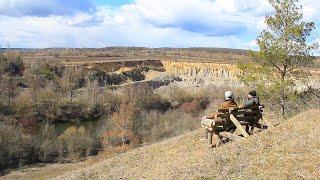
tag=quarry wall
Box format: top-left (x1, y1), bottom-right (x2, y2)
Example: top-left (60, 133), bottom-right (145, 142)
top-left (64, 59), bottom-right (320, 89)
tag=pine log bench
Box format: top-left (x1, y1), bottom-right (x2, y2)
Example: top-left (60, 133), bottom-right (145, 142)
top-left (201, 106), bottom-right (268, 147)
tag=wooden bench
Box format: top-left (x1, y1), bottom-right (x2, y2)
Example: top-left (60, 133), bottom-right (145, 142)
top-left (201, 106), bottom-right (269, 147)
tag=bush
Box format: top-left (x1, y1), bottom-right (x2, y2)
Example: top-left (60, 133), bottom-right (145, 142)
top-left (177, 97), bottom-right (209, 114)
top-left (32, 61), bottom-right (62, 80)
top-left (0, 122), bottom-right (101, 170)
top-left (56, 100), bottom-right (88, 122)
top-left (106, 73), bottom-right (127, 85)
top-left (88, 69), bottom-right (108, 86)
top-left (155, 84), bottom-right (194, 105)
top-left (87, 104), bottom-right (105, 119)
top-left (122, 69), bottom-right (145, 82)
top-left (0, 121), bottom-right (99, 170)
top-left (57, 126), bottom-right (94, 160)
top-left (122, 85), bottom-right (172, 112)
top-left (35, 87), bottom-right (60, 122)
top-left (101, 101), bottom-right (139, 148)
top-left (0, 123), bottom-right (35, 170)
top-left (12, 90), bottom-right (35, 120)
top-left (36, 124), bottom-right (58, 162)
top-left (134, 93), bottom-right (172, 113)
top-left (134, 110), bottom-right (200, 143)
top-left (0, 55), bottom-right (24, 77)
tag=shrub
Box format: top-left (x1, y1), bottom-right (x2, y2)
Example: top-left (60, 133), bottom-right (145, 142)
top-left (155, 84), bottom-right (194, 105)
top-left (102, 90), bottom-right (122, 114)
top-left (35, 87), bottom-right (60, 121)
top-left (36, 124), bottom-right (58, 162)
top-left (57, 126), bottom-right (94, 160)
top-left (88, 70), bottom-right (128, 86)
top-left (135, 110), bottom-right (200, 143)
top-left (32, 61), bottom-right (58, 80)
top-left (0, 123), bottom-right (35, 170)
top-left (0, 121), bottom-right (99, 170)
top-left (134, 93), bottom-right (172, 113)
top-left (87, 104), bottom-right (105, 119)
top-left (102, 101), bottom-right (139, 148)
top-left (56, 100), bottom-right (88, 122)
top-left (122, 69), bottom-right (145, 82)
top-left (12, 90), bottom-right (35, 120)
top-left (122, 85), bottom-right (172, 112)
top-left (106, 73), bottom-right (127, 85)
top-left (87, 69), bottom-right (108, 86)
top-left (177, 97), bottom-right (209, 114)
top-left (0, 55), bottom-right (24, 77)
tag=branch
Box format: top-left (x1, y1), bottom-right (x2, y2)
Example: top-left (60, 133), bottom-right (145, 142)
top-left (269, 59), bottom-right (283, 73)
top-left (307, 85), bottom-right (320, 99)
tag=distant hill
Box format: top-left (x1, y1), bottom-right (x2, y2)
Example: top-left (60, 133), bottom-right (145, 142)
top-left (4, 47), bottom-right (319, 67)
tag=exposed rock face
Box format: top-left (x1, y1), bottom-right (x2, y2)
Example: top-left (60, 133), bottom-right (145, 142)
top-left (70, 59), bottom-right (320, 89)
top-left (161, 61), bottom-right (243, 87)
top-left (161, 61), bottom-right (320, 90)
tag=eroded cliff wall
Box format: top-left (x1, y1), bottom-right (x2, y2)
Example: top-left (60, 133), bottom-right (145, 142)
top-left (67, 59), bottom-right (320, 89)
top-left (161, 61), bottom-right (243, 87)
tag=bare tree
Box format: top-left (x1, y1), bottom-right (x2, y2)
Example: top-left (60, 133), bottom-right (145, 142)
top-left (60, 66), bottom-right (85, 102)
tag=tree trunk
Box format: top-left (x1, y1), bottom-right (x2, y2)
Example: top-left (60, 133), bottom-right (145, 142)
top-left (33, 89), bottom-right (40, 115)
top-left (70, 89), bottom-right (73, 102)
top-left (281, 71), bottom-right (286, 119)
top-left (122, 134), bottom-right (125, 146)
top-left (281, 92), bottom-right (286, 118)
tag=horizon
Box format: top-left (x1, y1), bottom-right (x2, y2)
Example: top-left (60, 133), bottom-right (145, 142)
top-left (0, 0), bottom-right (319, 49)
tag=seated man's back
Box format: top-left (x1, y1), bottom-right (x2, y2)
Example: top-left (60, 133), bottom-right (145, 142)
top-left (206, 91), bottom-right (238, 119)
top-left (220, 100), bottom-right (238, 109)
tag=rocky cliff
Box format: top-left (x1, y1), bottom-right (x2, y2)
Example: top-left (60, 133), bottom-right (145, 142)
top-left (161, 61), bottom-right (243, 87)
top-left (65, 59), bottom-right (320, 89)
top-left (161, 60), bottom-right (320, 89)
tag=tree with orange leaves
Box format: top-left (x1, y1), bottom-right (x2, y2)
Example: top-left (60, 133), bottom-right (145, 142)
top-left (103, 100), bottom-right (138, 147)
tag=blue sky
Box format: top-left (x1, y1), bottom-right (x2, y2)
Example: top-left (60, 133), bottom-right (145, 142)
top-left (0, 0), bottom-right (319, 49)
top-left (93, 0), bottom-right (133, 7)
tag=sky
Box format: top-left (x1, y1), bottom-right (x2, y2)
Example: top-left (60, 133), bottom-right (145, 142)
top-left (0, 0), bottom-right (319, 49)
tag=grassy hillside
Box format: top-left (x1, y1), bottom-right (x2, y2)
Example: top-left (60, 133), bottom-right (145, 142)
top-left (4, 110), bottom-right (319, 179)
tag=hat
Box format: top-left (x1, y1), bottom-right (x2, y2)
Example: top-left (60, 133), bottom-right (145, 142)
top-left (249, 90), bottom-right (257, 97)
top-left (224, 91), bottom-right (234, 100)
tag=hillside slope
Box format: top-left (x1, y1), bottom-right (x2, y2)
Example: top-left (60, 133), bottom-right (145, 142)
top-left (54, 110), bottom-right (320, 180)
top-left (2, 110), bottom-right (320, 179)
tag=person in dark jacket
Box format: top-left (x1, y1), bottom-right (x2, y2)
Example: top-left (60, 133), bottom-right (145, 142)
top-left (239, 90), bottom-right (260, 109)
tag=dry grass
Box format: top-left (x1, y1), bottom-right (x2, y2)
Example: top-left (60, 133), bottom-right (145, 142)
top-left (3, 110), bottom-right (319, 179)
top-left (19, 47), bottom-right (248, 63)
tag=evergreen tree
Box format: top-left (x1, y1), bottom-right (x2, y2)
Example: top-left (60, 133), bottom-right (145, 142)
top-left (238, 0), bottom-right (318, 118)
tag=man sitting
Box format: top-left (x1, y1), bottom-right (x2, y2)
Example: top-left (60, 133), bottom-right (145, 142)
top-left (201, 91), bottom-right (238, 140)
top-left (239, 90), bottom-right (263, 133)
top-left (239, 90), bottom-right (260, 109)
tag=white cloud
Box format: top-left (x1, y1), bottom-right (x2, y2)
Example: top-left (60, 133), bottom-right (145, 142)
top-left (301, 0), bottom-right (320, 21)
top-left (0, 0), bottom-right (319, 48)
top-left (0, 13), bottom-right (248, 48)
top-left (116, 0), bottom-right (268, 36)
